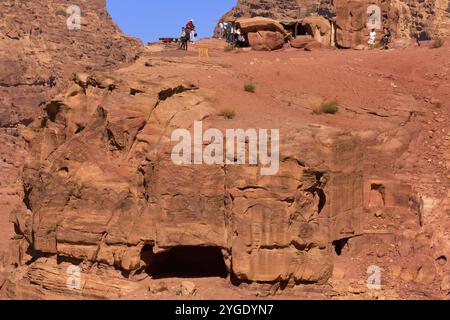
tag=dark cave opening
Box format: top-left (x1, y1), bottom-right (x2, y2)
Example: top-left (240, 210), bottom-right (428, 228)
top-left (332, 238), bottom-right (349, 256)
top-left (305, 171), bottom-right (327, 214)
top-left (23, 185), bottom-right (32, 211)
top-left (371, 183), bottom-right (386, 206)
top-left (141, 245), bottom-right (228, 279)
top-left (317, 189), bottom-right (326, 213)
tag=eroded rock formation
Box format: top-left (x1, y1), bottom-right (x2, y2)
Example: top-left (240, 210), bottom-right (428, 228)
top-left (0, 0), bottom-right (142, 267)
top-left (0, 0), bottom-right (141, 298)
top-left (1, 0), bottom-right (448, 301)
top-left (220, 0), bottom-right (320, 21)
top-left (4, 62), bottom-right (363, 297)
top-left (218, 0), bottom-right (450, 47)
top-left (0, 0), bottom-right (142, 128)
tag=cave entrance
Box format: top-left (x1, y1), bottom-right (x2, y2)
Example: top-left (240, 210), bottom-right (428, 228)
top-left (332, 238), bottom-right (349, 256)
top-left (281, 22), bottom-right (314, 38)
top-left (296, 24), bottom-right (314, 37)
top-left (142, 245), bottom-right (228, 279)
top-left (369, 183), bottom-right (386, 207)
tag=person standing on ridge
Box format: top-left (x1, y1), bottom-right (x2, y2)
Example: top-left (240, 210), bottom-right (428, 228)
top-left (226, 22), bottom-right (234, 43)
top-left (383, 28), bottom-right (391, 49)
top-left (222, 21), bottom-right (229, 41)
top-left (368, 29), bottom-right (377, 49)
top-left (218, 21), bottom-right (224, 39)
top-left (179, 27), bottom-right (190, 51)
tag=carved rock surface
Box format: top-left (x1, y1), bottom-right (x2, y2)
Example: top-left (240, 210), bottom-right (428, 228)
top-left (5, 62), bottom-right (363, 297)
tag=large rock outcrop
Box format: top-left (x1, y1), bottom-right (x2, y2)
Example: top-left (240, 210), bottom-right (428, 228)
top-left (0, 1), bottom-right (143, 274)
top-left (4, 63), bottom-right (363, 298)
top-left (247, 31), bottom-right (286, 50)
top-left (333, 0), bottom-right (449, 47)
top-left (220, 0), bottom-right (320, 21)
top-left (217, 0), bottom-right (450, 47)
top-left (0, 0), bottom-right (142, 128)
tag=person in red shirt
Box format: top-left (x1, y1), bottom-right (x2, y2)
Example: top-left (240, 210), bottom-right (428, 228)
top-left (186, 19), bottom-right (196, 44)
top-left (186, 19), bottom-right (195, 31)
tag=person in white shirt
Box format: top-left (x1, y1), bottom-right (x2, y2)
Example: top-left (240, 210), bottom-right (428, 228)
top-left (368, 29), bottom-right (377, 49)
top-left (223, 22), bottom-right (229, 41)
top-left (235, 28), bottom-right (246, 47)
top-left (219, 21), bottom-right (224, 39)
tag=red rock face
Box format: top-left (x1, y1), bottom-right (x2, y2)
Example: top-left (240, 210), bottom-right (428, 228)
top-left (221, 0), bottom-right (321, 20)
top-left (3, 67), bottom-right (363, 298)
top-left (217, 0), bottom-right (450, 47)
top-left (0, 0), bottom-right (142, 127)
top-left (0, 0), bottom-right (142, 296)
top-left (0, 0), bottom-right (449, 301)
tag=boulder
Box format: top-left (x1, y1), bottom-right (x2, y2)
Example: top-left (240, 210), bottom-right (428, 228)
top-left (149, 281), bottom-right (169, 294)
top-left (248, 31), bottom-right (285, 51)
top-left (290, 37), bottom-right (322, 50)
top-left (179, 281), bottom-right (197, 296)
top-left (302, 16), bottom-right (333, 46)
top-left (236, 17), bottom-right (288, 36)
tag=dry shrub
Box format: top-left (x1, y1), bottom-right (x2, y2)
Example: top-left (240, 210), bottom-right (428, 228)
top-left (218, 108), bottom-right (236, 119)
top-left (313, 99), bottom-right (339, 115)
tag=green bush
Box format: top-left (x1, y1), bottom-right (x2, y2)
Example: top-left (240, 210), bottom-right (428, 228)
top-left (244, 83), bottom-right (255, 93)
top-left (314, 99), bottom-right (339, 115)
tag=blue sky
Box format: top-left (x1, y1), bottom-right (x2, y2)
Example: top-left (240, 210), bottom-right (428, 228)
top-left (106, 0), bottom-right (237, 43)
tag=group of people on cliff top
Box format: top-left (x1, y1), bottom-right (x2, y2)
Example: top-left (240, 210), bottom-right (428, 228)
top-left (179, 19), bottom-right (197, 51)
top-left (178, 18), bottom-right (412, 52)
top-left (218, 21), bottom-right (246, 47)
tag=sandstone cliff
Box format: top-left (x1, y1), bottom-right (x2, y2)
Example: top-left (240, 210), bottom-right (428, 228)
top-left (0, 1), bottom-right (143, 296)
top-left (4, 65), bottom-right (363, 297)
top-left (0, 1), bottom-right (449, 301)
top-left (221, 0), bottom-right (320, 21)
top-left (0, 0), bottom-right (142, 128)
top-left (0, 1), bottom-right (143, 267)
top-left (218, 0), bottom-right (450, 47)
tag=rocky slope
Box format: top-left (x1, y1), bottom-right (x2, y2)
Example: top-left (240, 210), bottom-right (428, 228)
top-left (2, 37), bottom-right (449, 299)
top-left (0, 1), bottom-right (449, 300)
top-left (0, 0), bottom-right (142, 291)
top-left (3, 64), bottom-right (363, 298)
top-left (0, 0), bottom-right (142, 128)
